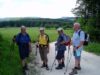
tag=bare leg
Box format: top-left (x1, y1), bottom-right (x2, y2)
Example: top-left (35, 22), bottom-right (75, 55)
top-left (62, 57), bottom-right (65, 67)
top-left (22, 59), bottom-right (26, 67)
top-left (75, 58), bottom-right (79, 67)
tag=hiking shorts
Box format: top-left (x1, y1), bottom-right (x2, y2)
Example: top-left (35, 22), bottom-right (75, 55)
top-left (73, 50), bottom-right (82, 60)
top-left (39, 45), bottom-right (48, 62)
top-left (19, 49), bottom-right (29, 60)
top-left (56, 50), bottom-right (65, 60)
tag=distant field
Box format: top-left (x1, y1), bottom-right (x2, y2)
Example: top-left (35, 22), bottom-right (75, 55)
top-left (0, 27), bottom-right (73, 42)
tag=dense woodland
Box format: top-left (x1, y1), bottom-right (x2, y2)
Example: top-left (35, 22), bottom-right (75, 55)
top-left (0, 17), bottom-right (74, 29)
top-left (72, 0), bottom-right (100, 42)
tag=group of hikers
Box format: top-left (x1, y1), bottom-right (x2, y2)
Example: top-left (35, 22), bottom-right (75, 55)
top-left (13, 22), bottom-right (88, 75)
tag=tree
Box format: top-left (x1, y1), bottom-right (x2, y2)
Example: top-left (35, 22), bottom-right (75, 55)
top-left (72, 0), bottom-right (100, 42)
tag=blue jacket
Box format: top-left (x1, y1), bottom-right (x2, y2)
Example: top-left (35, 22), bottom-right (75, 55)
top-left (56, 34), bottom-right (66, 51)
top-left (16, 33), bottom-right (31, 51)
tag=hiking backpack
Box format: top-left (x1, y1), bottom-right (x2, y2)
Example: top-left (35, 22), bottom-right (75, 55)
top-left (78, 30), bottom-right (89, 46)
top-left (64, 34), bottom-right (71, 46)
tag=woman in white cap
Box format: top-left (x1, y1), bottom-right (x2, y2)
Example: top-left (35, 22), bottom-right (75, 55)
top-left (37, 27), bottom-right (50, 70)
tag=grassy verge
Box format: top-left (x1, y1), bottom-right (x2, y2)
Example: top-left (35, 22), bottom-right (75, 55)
top-left (85, 42), bottom-right (100, 55)
top-left (0, 35), bottom-right (23, 75)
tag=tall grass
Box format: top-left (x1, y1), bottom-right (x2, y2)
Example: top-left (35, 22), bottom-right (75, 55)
top-left (0, 33), bottom-right (3, 41)
top-left (0, 27), bottom-right (73, 42)
top-left (85, 42), bottom-right (100, 55)
top-left (0, 34), bottom-right (23, 75)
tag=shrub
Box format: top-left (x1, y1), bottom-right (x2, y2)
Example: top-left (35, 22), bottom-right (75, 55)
top-left (0, 33), bottom-right (3, 41)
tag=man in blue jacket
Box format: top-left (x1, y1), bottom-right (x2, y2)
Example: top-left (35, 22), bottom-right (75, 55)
top-left (16, 26), bottom-right (32, 74)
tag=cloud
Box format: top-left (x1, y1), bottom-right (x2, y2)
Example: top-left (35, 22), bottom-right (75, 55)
top-left (0, 0), bottom-right (76, 18)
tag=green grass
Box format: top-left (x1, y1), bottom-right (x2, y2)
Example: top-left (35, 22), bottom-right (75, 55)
top-left (0, 39), bottom-right (23, 75)
top-left (0, 27), bottom-right (73, 42)
top-left (85, 42), bottom-right (100, 55)
top-left (0, 27), bottom-right (73, 75)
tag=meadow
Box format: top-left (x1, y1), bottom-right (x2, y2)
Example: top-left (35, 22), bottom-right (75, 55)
top-left (0, 27), bottom-right (73, 42)
top-left (0, 27), bottom-right (100, 75)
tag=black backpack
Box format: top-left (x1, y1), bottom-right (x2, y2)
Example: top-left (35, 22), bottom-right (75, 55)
top-left (78, 30), bottom-right (89, 46)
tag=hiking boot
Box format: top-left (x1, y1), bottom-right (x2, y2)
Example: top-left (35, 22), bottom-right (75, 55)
top-left (69, 69), bottom-right (78, 75)
top-left (41, 63), bottom-right (46, 68)
top-left (56, 64), bottom-right (63, 70)
top-left (77, 67), bottom-right (81, 70)
top-left (73, 67), bottom-right (81, 70)
top-left (78, 64), bottom-right (81, 70)
top-left (24, 64), bottom-right (29, 70)
top-left (62, 62), bottom-right (65, 67)
top-left (22, 67), bottom-right (26, 75)
top-left (23, 71), bottom-right (26, 75)
top-left (45, 64), bottom-right (49, 70)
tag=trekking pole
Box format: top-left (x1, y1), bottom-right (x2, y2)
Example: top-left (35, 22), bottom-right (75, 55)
top-left (64, 45), bottom-right (73, 75)
top-left (54, 45), bottom-right (57, 65)
top-left (10, 35), bottom-right (16, 57)
top-left (50, 45), bottom-right (57, 71)
top-left (10, 42), bottom-right (15, 57)
top-left (64, 46), bottom-right (70, 74)
top-left (35, 43), bottom-right (38, 56)
top-left (50, 58), bottom-right (56, 71)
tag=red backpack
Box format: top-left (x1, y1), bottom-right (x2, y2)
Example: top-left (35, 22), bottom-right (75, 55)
top-left (63, 34), bottom-right (71, 46)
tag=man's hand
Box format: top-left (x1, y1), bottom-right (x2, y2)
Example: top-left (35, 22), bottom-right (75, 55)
top-left (60, 41), bottom-right (66, 45)
top-left (36, 42), bottom-right (39, 48)
top-left (73, 47), bottom-right (77, 51)
top-left (55, 42), bottom-right (58, 46)
top-left (36, 44), bottom-right (39, 48)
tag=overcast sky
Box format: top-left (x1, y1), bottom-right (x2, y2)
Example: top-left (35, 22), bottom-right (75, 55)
top-left (0, 0), bottom-right (76, 18)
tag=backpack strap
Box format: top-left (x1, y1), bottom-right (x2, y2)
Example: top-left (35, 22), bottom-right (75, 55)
top-left (38, 33), bottom-right (50, 44)
top-left (45, 34), bottom-right (50, 44)
top-left (16, 33), bottom-right (22, 45)
top-left (78, 30), bottom-right (82, 37)
top-left (26, 33), bottom-right (31, 42)
top-left (78, 30), bottom-right (87, 40)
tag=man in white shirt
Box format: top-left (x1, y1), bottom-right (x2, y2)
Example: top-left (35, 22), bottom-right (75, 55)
top-left (69, 23), bottom-right (85, 75)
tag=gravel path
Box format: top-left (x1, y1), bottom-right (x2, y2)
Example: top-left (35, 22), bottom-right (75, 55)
top-left (27, 42), bottom-right (100, 75)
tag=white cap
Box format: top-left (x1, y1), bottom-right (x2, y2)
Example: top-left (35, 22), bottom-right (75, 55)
top-left (39, 27), bottom-right (45, 30)
top-left (57, 27), bottom-right (63, 31)
top-left (21, 25), bottom-right (26, 29)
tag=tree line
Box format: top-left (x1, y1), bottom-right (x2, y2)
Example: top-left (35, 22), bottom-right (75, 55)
top-left (0, 18), bottom-right (74, 29)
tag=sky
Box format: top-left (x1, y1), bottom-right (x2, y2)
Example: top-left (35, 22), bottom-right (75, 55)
top-left (0, 0), bottom-right (76, 18)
